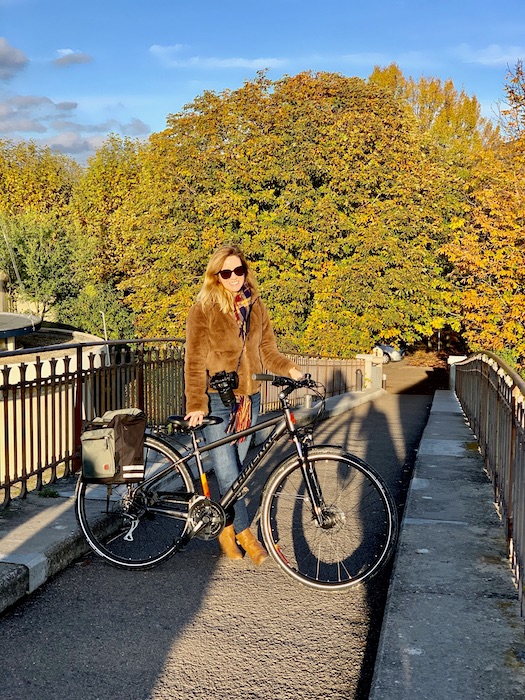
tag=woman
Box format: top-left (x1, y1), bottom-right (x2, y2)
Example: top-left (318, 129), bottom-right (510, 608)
top-left (184, 244), bottom-right (303, 565)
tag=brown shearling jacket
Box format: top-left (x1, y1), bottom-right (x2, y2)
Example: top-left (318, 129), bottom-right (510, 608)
top-left (184, 294), bottom-right (296, 414)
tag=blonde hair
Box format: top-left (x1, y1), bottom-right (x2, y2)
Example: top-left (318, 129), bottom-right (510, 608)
top-left (196, 244), bottom-right (257, 313)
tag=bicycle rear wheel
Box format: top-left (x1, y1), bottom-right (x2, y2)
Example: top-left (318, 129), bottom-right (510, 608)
top-left (76, 434), bottom-right (193, 570)
top-left (260, 448), bottom-right (398, 590)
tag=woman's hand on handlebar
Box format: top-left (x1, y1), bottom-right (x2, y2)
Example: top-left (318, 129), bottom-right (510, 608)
top-left (184, 410), bottom-right (206, 427)
top-left (289, 367), bottom-right (304, 381)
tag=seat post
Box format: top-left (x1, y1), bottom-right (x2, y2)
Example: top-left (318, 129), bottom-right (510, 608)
top-left (190, 429), bottom-right (210, 498)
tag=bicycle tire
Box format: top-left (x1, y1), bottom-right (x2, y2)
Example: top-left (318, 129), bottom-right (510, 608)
top-left (260, 447), bottom-right (398, 590)
top-left (76, 434), bottom-right (194, 570)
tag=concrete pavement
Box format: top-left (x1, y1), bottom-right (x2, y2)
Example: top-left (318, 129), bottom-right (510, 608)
top-left (1, 385), bottom-right (524, 699)
top-left (0, 386), bottom-right (384, 615)
top-left (370, 390), bottom-right (525, 699)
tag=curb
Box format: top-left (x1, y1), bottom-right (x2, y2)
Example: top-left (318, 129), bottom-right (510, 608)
top-left (0, 492), bottom-right (90, 615)
top-left (0, 562), bottom-right (27, 612)
top-left (0, 528), bottom-right (91, 615)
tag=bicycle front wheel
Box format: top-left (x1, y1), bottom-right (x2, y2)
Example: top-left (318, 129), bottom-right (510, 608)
top-left (260, 448), bottom-right (398, 590)
top-left (76, 434), bottom-right (194, 570)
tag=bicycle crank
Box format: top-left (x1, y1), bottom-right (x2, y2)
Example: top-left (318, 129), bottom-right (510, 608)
top-left (188, 495), bottom-right (226, 540)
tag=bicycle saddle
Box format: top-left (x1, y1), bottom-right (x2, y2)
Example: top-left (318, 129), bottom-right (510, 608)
top-left (167, 415), bottom-right (223, 431)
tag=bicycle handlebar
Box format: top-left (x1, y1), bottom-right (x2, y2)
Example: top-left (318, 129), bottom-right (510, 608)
top-left (252, 373), bottom-right (317, 389)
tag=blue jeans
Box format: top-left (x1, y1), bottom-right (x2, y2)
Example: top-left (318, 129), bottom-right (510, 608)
top-left (204, 392), bottom-right (260, 533)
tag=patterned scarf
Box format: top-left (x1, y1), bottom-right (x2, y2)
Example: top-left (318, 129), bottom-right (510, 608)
top-left (226, 283), bottom-right (252, 442)
top-left (226, 394), bottom-right (252, 443)
top-left (233, 283), bottom-right (252, 339)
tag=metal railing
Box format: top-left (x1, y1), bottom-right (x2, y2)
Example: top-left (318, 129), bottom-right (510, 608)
top-left (258, 355), bottom-right (366, 411)
top-left (0, 338), bottom-right (185, 506)
top-left (0, 338), bottom-right (371, 506)
top-left (455, 352), bottom-right (525, 615)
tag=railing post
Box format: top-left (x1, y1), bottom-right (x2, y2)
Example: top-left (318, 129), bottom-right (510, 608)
top-left (508, 388), bottom-right (516, 550)
top-left (137, 341), bottom-right (145, 413)
top-left (72, 345), bottom-right (83, 473)
top-left (1, 365), bottom-right (12, 506)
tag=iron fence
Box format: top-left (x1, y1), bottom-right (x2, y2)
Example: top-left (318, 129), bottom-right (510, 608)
top-left (455, 352), bottom-right (525, 615)
top-left (0, 338), bottom-right (369, 506)
top-left (0, 338), bottom-right (185, 506)
top-left (258, 355), bottom-right (365, 411)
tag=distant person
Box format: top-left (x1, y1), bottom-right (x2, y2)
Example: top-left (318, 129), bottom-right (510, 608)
top-left (184, 244), bottom-right (303, 565)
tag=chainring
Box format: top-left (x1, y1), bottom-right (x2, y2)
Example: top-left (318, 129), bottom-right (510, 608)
top-left (188, 496), bottom-right (226, 540)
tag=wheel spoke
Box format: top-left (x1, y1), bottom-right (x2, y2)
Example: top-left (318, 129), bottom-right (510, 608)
top-left (76, 436), bottom-right (193, 569)
top-left (261, 449), bottom-right (398, 590)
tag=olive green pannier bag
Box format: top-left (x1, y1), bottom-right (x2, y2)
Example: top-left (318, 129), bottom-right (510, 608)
top-left (80, 408), bottom-right (147, 483)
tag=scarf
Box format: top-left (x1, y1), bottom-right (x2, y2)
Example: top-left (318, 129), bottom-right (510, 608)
top-left (226, 283), bottom-right (252, 442)
top-left (226, 394), bottom-right (252, 443)
top-left (233, 283), bottom-right (252, 340)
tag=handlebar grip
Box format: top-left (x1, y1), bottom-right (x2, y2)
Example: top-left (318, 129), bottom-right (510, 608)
top-left (252, 373), bottom-right (280, 382)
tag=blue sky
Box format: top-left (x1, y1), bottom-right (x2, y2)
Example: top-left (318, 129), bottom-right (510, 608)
top-left (1, 0), bottom-right (524, 160)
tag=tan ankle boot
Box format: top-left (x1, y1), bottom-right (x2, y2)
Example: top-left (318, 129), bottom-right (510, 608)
top-left (236, 528), bottom-right (268, 566)
top-left (218, 524), bottom-right (243, 560)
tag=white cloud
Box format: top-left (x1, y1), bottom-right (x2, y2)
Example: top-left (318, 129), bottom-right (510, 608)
top-left (454, 43), bottom-right (525, 67)
top-left (0, 88), bottom-right (149, 159)
top-left (43, 130), bottom-right (104, 155)
top-left (53, 49), bottom-right (93, 67)
top-left (150, 44), bottom-right (285, 70)
top-left (0, 93), bottom-right (78, 128)
top-left (0, 94), bottom-right (55, 132)
top-left (0, 115), bottom-right (46, 133)
top-left (55, 101), bottom-right (78, 111)
top-left (0, 37), bottom-right (28, 80)
top-left (150, 44), bottom-right (187, 60)
top-left (121, 117), bottom-right (150, 136)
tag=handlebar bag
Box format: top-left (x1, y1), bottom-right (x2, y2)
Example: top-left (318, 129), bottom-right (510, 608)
top-left (81, 408), bottom-right (146, 483)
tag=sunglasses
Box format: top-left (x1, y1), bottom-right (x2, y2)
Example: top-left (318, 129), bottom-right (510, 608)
top-left (218, 265), bottom-right (246, 280)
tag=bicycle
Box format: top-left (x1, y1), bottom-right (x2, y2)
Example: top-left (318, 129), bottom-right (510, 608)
top-left (75, 374), bottom-right (399, 590)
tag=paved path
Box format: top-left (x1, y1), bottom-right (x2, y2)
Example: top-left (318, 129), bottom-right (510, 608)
top-left (0, 385), bottom-right (424, 700)
top-left (1, 366), bottom-right (524, 698)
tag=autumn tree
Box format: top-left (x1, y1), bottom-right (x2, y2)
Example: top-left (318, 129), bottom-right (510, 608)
top-left (443, 61), bottom-right (525, 366)
top-left (99, 71), bottom-right (469, 356)
top-left (69, 134), bottom-right (143, 285)
top-left (0, 139), bottom-right (78, 218)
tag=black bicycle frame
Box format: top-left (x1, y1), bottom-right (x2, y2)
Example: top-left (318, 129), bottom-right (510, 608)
top-left (139, 392), bottom-right (325, 531)
top-left (207, 401), bottom-right (324, 525)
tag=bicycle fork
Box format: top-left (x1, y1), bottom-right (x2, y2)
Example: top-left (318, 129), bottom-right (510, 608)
top-left (285, 410), bottom-right (327, 528)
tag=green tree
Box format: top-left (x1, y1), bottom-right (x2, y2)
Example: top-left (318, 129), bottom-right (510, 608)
top-left (0, 215), bottom-right (76, 318)
top-left (108, 71), bottom-right (465, 355)
top-left (56, 281), bottom-right (135, 339)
